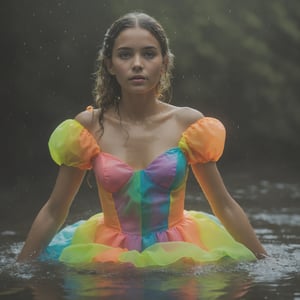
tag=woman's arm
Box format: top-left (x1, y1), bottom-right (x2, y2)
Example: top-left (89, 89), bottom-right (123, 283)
top-left (17, 165), bottom-right (86, 261)
top-left (191, 162), bottom-right (267, 258)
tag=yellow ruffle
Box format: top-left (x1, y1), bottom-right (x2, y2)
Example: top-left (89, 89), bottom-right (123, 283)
top-left (58, 211), bottom-right (256, 267)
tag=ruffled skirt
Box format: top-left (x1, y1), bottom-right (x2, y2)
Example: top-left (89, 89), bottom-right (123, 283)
top-left (40, 211), bottom-right (256, 267)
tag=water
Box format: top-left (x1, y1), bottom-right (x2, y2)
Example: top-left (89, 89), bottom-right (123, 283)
top-left (0, 164), bottom-right (299, 299)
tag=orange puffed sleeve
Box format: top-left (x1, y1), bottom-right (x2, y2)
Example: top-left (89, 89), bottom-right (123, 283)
top-left (48, 119), bottom-right (100, 170)
top-left (178, 117), bottom-right (226, 164)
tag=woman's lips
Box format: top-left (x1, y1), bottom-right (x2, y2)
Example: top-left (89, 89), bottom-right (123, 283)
top-left (129, 75), bottom-right (146, 83)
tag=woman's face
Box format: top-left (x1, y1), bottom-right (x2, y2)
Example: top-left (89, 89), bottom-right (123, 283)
top-left (107, 27), bottom-right (166, 97)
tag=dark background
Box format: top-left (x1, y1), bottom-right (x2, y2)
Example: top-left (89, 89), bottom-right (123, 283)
top-left (1, 0), bottom-right (300, 189)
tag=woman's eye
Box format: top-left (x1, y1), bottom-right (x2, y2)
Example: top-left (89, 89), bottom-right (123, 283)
top-left (118, 51), bottom-right (131, 59)
top-left (144, 51), bottom-right (156, 59)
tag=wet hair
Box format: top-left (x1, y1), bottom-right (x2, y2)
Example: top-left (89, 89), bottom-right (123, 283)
top-left (93, 12), bottom-right (174, 132)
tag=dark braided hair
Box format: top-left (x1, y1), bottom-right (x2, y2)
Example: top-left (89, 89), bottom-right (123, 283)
top-left (93, 12), bottom-right (174, 133)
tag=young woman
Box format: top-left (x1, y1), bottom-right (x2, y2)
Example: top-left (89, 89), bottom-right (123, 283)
top-left (17, 12), bottom-right (266, 267)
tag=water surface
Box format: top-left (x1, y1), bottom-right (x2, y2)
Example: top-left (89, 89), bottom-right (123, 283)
top-left (1, 163), bottom-right (299, 299)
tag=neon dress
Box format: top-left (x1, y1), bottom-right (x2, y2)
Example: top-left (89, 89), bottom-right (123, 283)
top-left (41, 117), bottom-right (256, 267)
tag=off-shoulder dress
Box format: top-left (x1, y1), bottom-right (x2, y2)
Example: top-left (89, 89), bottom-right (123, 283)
top-left (41, 117), bottom-right (255, 267)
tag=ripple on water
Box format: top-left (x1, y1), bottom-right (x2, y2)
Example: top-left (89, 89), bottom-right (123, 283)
top-left (253, 212), bottom-right (300, 226)
top-left (245, 244), bottom-right (300, 282)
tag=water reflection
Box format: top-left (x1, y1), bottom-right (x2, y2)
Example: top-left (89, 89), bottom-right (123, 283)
top-left (60, 266), bottom-right (252, 300)
top-left (1, 260), bottom-right (254, 300)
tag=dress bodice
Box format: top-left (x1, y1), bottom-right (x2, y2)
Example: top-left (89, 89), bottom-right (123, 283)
top-left (92, 147), bottom-right (188, 250)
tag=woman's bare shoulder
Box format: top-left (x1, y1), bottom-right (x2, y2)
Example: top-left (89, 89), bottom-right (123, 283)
top-left (174, 106), bottom-right (204, 129)
top-left (75, 107), bottom-right (100, 132)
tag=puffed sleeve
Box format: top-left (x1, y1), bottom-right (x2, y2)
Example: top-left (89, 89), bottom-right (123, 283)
top-left (178, 117), bottom-right (226, 164)
top-left (48, 119), bottom-right (100, 170)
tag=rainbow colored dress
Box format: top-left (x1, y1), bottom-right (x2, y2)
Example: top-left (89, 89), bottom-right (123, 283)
top-left (41, 117), bottom-right (255, 267)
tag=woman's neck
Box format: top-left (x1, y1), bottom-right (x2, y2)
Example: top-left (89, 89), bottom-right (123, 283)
top-left (117, 93), bottom-right (162, 123)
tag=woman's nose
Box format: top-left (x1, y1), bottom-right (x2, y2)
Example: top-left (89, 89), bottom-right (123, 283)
top-left (132, 54), bottom-right (143, 71)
